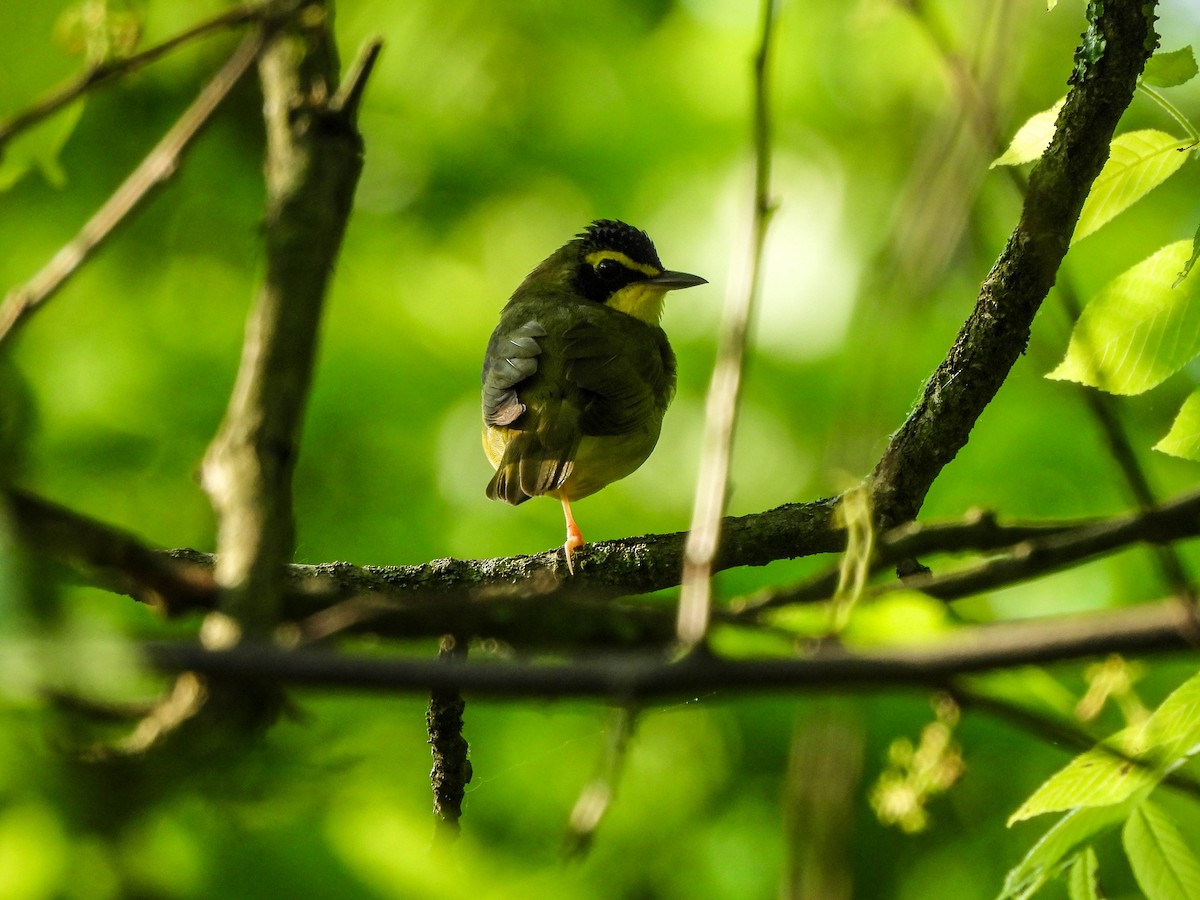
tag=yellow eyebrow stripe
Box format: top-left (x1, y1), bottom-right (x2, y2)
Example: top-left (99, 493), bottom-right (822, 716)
top-left (584, 249), bottom-right (661, 278)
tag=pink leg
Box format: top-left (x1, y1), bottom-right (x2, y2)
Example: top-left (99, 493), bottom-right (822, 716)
top-left (561, 496), bottom-right (585, 574)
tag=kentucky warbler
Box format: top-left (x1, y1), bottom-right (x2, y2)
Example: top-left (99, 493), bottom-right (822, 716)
top-left (482, 219), bottom-right (706, 572)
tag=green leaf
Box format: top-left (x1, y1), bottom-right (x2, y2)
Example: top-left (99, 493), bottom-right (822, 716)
top-left (1074, 130), bottom-right (1192, 243)
top-left (1143, 47), bottom-right (1199, 88)
top-left (991, 99), bottom-right (1065, 168)
top-left (1047, 241), bottom-right (1200, 395)
top-left (1010, 669), bottom-right (1200, 823)
top-left (1067, 847), bottom-right (1101, 900)
top-left (1156, 390), bottom-right (1200, 460)
top-left (1137, 667), bottom-right (1200, 761)
top-left (1123, 801), bottom-right (1200, 900)
top-left (1001, 803), bottom-right (1135, 900)
top-left (1176, 220), bottom-right (1200, 288)
top-left (1008, 738), bottom-right (1155, 823)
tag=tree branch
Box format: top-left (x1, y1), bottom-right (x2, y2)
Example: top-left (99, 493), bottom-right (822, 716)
top-left (17, 485), bottom-right (1200, 644)
top-left (909, 3), bottom-right (1193, 602)
top-left (8, 486), bottom-right (836, 614)
top-left (200, 7), bottom-right (371, 633)
top-left (870, 0), bottom-right (1159, 528)
top-left (139, 598), bottom-right (1200, 698)
top-left (745, 488), bottom-right (1200, 611)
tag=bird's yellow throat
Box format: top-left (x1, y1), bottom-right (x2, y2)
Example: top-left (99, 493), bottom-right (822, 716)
top-left (607, 281), bottom-right (671, 324)
top-left (585, 249), bottom-right (669, 324)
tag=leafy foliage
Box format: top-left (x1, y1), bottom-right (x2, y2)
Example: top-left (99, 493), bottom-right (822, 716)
top-left (2, 2), bottom-right (1199, 899)
top-left (991, 99), bottom-right (1064, 168)
top-left (1123, 802), bottom-right (1200, 900)
top-left (1142, 46), bottom-right (1199, 89)
top-left (1003, 670), bottom-right (1200, 898)
top-left (1067, 846), bottom-right (1101, 900)
top-left (1156, 390), bottom-right (1200, 460)
top-left (1047, 241), bottom-right (1200, 395)
top-left (1072, 131), bottom-right (1192, 243)
top-left (1002, 803), bottom-right (1137, 900)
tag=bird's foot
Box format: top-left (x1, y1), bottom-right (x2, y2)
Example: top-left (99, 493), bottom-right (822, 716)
top-left (563, 524), bottom-right (585, 575)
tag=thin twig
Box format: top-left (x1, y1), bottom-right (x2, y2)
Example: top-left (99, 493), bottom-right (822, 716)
top-left (677, 0), bottom-right (778, 647)
top-left (741, 488), bottom-right (1200, 612)
top-left (0, 2), bottom-right (274, 150)
top-left (0, 30), bottom-right (265, 346)
top-left (330, 37), bottom-right (384, 119)
top-left (139, 597), bottom-right (1200, 698)
top-left (1137, 83), bottom-right (1200, 143)
top-left (564, 705), bottom-right (638, 856)
top-left (952, 683), bottom-right (1200, 804)
top-left (429, 636), bottom-right (471, 844)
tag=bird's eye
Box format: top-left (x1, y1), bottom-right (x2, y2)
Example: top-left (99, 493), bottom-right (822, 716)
top-left (595, 259), bottom-right (624, 282)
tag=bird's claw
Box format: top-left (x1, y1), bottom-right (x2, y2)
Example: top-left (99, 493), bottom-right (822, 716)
top-left (563, 525), bottom-right (585, 575)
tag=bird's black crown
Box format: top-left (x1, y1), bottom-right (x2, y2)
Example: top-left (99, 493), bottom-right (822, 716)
top-left (578, 220), bottom-right (663, 270)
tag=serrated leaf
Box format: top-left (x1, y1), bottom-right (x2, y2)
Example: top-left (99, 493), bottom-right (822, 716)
top-left (1067, 846), bottom-right (1101, 900)
top-left (1001, 803), bottom-right (1136, 900)
top-left (992, 99), bottom-right (1065, 168)
top-left (1137, 667), bottom-right (1200, 761)
top-left (1074, 130), bottom-right (1192, 243)
top-left (1143, 47), bottom-right (1199, 88)
top-left (1010, 669), bottom-right (1200, 823)
top-left (1008, 737), bottom-right (1156, 823)
top-left (1123, 801), bottom-right (1200, 900)
top-left (1176, 220), bottom-right (1200, 288)
top-left (1047, 241), bottom-right (1200, 395)
top-left (1156, 390), bottom-right (1200, 460)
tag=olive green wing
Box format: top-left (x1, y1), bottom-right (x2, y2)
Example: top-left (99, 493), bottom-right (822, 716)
top-left (561, 319), bottom-right (675, 436)
top-left (482, 317), bottom-right (579, 504)
top-left (481, 319), bottom-right (546, 428)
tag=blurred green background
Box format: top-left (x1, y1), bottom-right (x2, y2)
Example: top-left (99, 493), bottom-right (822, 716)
top-left (2, 0), bottom-right (1200, 897)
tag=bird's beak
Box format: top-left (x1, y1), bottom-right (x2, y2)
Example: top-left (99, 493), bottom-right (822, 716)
top-left (648, 270), bottom-right (708, 290)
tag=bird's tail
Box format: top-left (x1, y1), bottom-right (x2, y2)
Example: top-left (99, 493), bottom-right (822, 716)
top-left (486, 431), bottom-right (575, 505)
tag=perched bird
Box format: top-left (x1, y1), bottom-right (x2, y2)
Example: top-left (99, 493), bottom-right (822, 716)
top-left (482, 219), bottom-right (706, 571)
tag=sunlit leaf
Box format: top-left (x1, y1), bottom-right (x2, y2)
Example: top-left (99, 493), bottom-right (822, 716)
top-left (1010, 669), bottom-right (1200, 823)
top-left (1137, 667), bottom-right (1200, 761)
top-left (991, 99), bottom-right (1064, 168)
top-left (1156, 390), bottom-right (1200, 460)
top-left (1074, 130), bottom-right (1192, 242)
top-left (1067, 846), bottom-right (1101, 900)
top-left (1008, 737), bottom-right (1155, 823)
top-left (1001, 803), bottom-right (1137, 900)
top-left (1176, 220), bottom-right (1200, 288)
top-left (1123, 801), bottom-right (1200, 900)
top-left (1046, 241), bottom-right (1200, 395)
top-left (1143, 47), bottom-right (1199, 88)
